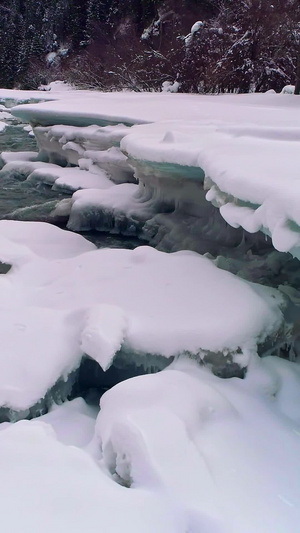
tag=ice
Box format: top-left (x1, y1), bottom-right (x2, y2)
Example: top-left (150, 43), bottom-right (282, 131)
top-left (95, 356), bottom-right (300, 532)
top-left (33, 123), bottom-right (131, 167)
top-left (9, 90), bottom-right (300, 255)
top-left (121, 120), bottom-right (300, 257)
top-left (0, 151), bottom-right (38, 169)
top-left (27, 165), bottom-right (114, 192)
top-left (65, 183), bottom-right (142, 233)
top-left (8, 90), bottom-right (300, 255)
top-left (0, 160), bottom-right (59, 181)
top-left (1, 89), bottom-right (300, 531)
top-left (63, 164), bottom-right (246, 254)
top-left (8, 240), bottom-right (287, 367)
top-left (80, 146), bottom-right (134, 184)
top-left (0, 220), bottom-right (95, 260)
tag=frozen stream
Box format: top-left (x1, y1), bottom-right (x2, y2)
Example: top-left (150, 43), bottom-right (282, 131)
top-left (0, 123), bottom-right (142, 249)
top-left (1, 91), bottom-right (300, 532)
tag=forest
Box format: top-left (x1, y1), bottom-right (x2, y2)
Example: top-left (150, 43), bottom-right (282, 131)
top-left (0, 0), bottom-right (299, 93)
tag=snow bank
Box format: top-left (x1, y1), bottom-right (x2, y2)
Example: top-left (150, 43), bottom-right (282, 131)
top-left (0, 220), bottom-right (288, 412)
top-left (31, 123), bottom-right (134, 182)
top-left (0, 421), bottom-right (185, 533)
top-left (96, 356), bottom-right (300, 532)
top-left (9, 90), bottom-right (300, 255)
top-left (12, 91), bottom-right (300, 127)
top-left (121, 119), bottom-right (300, 257)
top-left (0, 222), bottom-right (96, 415)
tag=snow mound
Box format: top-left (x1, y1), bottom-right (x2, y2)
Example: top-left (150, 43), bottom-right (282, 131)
top-left (0, 421), bottom-right (186, 533)
top-left (95, 356), bottom-right (300, 532)
top-left (14, 242), bottom-right (286, 366)
top-left (0, 220), bottom-right (95, 260)
top-left (0, 220), bottom-right (288, 413)
top-left (38, 80), bottom-right (74, 92)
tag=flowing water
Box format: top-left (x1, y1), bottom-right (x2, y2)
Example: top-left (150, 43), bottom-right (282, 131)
top-left (0, 121), bottom-right (142, 249)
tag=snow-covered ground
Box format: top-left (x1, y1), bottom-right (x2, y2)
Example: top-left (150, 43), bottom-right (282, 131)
top-left (0, 219), bottom-right (289, 416)
top-left (1, 88), bottom-right (300, 531)
top-left (8, 89), bottom-right (300, 257)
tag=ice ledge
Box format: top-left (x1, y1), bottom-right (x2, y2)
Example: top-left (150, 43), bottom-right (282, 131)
top-left (120, 120), bottom-right (300, 259)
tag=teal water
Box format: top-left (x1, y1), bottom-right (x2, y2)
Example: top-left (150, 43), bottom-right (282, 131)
top-left (0, 125), bottom-right (68, 221)
top-left (0, 122), bottom-right (142, 249)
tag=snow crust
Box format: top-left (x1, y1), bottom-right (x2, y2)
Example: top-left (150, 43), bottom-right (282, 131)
top-left (11, 90), bottom-right (300, 127)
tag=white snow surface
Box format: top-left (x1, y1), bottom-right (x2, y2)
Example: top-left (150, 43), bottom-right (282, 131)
top-left (0, 220), bottom-right (286, 409)
top-left (121, 119), bottom-right (300, 255)
top-left (9, 90), bottom-right (300, 254)
top-left (27, 165), bottom-right (113, 192)
top-left (0, 151), bottom-right (38, 166)
top-left (0, 421), bottom-right (185, 533)
top-left (95, 356), bottom-right (300, 533)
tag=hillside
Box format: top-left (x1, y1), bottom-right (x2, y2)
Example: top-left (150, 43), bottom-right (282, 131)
top-left (0, 0), bottom-right (299, 93)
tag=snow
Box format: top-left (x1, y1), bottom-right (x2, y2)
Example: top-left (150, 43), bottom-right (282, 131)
top-left (0, 219), bottom-right (287, 411)
top-left (121, 119), bottom-right (300, 257)
top-left (281, 84), bottom-right (295, 94)
top-left (0, 151), bottom-right (38, 167)
top-left (0, 421), bottom-right (185, 533)
top-left (37, 397), bottom-right (99, 447)
top-left (8, 90), bottom-right (300, 255)
top-left (1, 87), bottom-right (300, 531)
top-left (161, 80), bottom-right (180, 93)
top-left (11, 89), bottom-right (300, 127)
top-left (95, 356), bottom-right (300, 533)
top-left (191, 20), bottom-right (204, 34)
top-left (0, 305), bottom-right (82, 411)
top-left (27, 165), bottom-right (113, 192)
top-left (0, 220), bottom-right (95, 260)
top-left (81, 304), bottom-right (128, 371)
